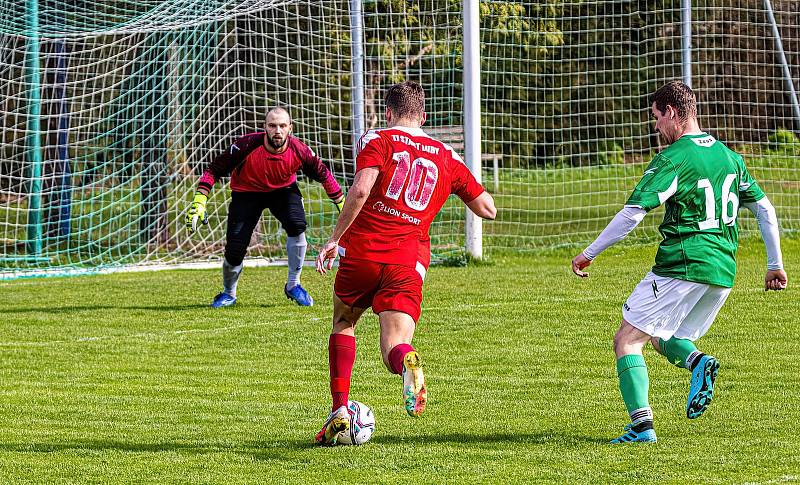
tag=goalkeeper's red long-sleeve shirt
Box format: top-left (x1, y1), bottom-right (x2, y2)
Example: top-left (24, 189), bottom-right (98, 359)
top-left (196, 132), bottom-right (343, 201)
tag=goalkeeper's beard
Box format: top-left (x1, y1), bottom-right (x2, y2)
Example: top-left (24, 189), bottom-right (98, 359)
top-left (268, 135), bottom-right (287, 150)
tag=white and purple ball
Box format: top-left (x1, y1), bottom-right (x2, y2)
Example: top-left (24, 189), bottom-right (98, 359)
top-left (337, 400), bottom-right (375, 445)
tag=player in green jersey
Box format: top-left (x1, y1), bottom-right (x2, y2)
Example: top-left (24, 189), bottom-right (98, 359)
top-left (571, 80), bottom-right (788, 443)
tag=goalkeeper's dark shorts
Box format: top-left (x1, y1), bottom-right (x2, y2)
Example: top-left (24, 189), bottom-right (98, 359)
top-left (224, 185), bottom-right (306, 266)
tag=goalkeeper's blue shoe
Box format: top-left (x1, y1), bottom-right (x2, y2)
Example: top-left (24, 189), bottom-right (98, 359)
top-left (285, 284), bottom-right (313, 307)
top-left (687, 355), bottom-right (719, 419)
top-left (610, 424), bottom-right (657, 443)
top-left (210, 292), bottom-right (236, 308)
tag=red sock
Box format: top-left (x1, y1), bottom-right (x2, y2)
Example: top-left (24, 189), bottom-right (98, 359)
top-left (387, 343), bottom-right (415, 375)
top-left (329, 333), bottom-right (356, 411)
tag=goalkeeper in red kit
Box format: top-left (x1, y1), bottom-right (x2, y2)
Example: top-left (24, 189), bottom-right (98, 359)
top-left (313, 81), bottom-right (497, 445)
top-left (185, 107), bottom-right (344, 308)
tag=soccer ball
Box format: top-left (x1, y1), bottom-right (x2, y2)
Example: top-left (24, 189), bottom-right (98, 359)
top-left (337, 400), bottom-right (376, 445)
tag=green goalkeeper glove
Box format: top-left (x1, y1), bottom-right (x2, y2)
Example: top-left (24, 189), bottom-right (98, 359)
top-left (334, 196), bottom-right (345, 213)
top-left (186, 193), bottom-right (209, 234)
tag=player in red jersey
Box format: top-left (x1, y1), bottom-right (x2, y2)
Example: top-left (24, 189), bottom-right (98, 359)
top-left (313, 81), bottom-right (497, 445)
top-left (185, 107), bottom-right (344, 308)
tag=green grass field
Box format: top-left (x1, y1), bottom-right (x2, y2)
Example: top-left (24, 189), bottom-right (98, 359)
top-left (0, 238), bottom-right (798, 483)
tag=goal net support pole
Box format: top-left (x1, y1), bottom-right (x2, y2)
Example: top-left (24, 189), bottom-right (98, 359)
top-left (763, 0), bottom-right (800, 131)
top-left (349, 0), bottom-right (366, 156)
top-left (463, 0), bottom-right (482, 260)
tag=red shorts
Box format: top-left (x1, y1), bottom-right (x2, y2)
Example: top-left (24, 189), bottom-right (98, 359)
top-left (334, 257), bottom-right (424, 322)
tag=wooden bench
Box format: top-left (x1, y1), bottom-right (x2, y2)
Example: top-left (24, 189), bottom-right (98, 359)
top-left (424, 125), bottom-right (502, 192)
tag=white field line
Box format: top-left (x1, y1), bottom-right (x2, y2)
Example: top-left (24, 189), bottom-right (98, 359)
top-left (0, 258), bottom-right (296, 282)
top-left (743, 476), bottom-right (798, 485)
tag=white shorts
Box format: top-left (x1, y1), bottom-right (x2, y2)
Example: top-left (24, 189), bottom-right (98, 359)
top-left (622, 271), bottom-right (731, 341)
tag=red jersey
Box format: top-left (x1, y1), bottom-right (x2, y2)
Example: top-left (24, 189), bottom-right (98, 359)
top-left (196, 133), bottom-right (342, 201)
top-left (340, 126), bottom-right (485, 269)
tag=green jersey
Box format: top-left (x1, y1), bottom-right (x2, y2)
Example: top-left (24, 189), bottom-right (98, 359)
top-left (626, 133), bottom-right (765, 287)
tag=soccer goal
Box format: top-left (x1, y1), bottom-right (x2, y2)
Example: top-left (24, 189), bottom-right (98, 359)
top-left (1, 0), bottom-right (798, 279)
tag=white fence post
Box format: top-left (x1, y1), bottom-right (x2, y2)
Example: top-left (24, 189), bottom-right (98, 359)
top-left (463, 0), bottom-right (482, 259)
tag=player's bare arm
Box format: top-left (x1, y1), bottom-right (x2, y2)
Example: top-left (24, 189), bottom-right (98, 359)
top-left (466, 192), bottom-right (497, 220)
top-left (316, 167), bottom-right (380, 274)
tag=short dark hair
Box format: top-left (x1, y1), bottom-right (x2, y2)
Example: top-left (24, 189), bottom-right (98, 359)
top-left (385, 81), bottom-right (425, 120)
top-left (651, 81), bottom-right (697, 121)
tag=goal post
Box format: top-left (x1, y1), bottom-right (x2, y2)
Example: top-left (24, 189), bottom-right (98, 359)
top-left (463, 0), bottom-right (482, 260)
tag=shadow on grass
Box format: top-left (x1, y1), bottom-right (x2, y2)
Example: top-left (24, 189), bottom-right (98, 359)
top-left (370, 431), bottom-right (608, 446)
top-left (1, 303), bottom-right (278, 314)
top-left (0, 431), bottom-right (605, 460)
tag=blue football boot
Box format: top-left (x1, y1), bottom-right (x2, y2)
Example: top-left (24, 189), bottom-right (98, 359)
top-left (210, 292), bottom-right (236, 308)
top-left (687, 355), bottom-right (719, 419)
top-left (610, 423), bottom-right (657, 443)
top-left (285, 284), bottom-right (313, 307)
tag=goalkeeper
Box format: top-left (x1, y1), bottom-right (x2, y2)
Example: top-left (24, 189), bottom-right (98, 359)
top-left (185, 107), bottom-right (344, 308)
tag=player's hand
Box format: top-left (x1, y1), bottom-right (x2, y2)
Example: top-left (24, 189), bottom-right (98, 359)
top-left (333, 196), bottom-right (345, 213)
top-left (316, 239), bottom-right (339, 275)
top-left (186, 193), bottom-right (209, 235)
top-left (571, 252), bottom-right (592, 278)
top-left (764, 268), bottom-right (787, 291)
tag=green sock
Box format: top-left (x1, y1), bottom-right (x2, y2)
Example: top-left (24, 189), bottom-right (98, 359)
top-left (616, 354), bottom-right (650, 414)
top-left (659, 337), bottom-right (699, 369)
